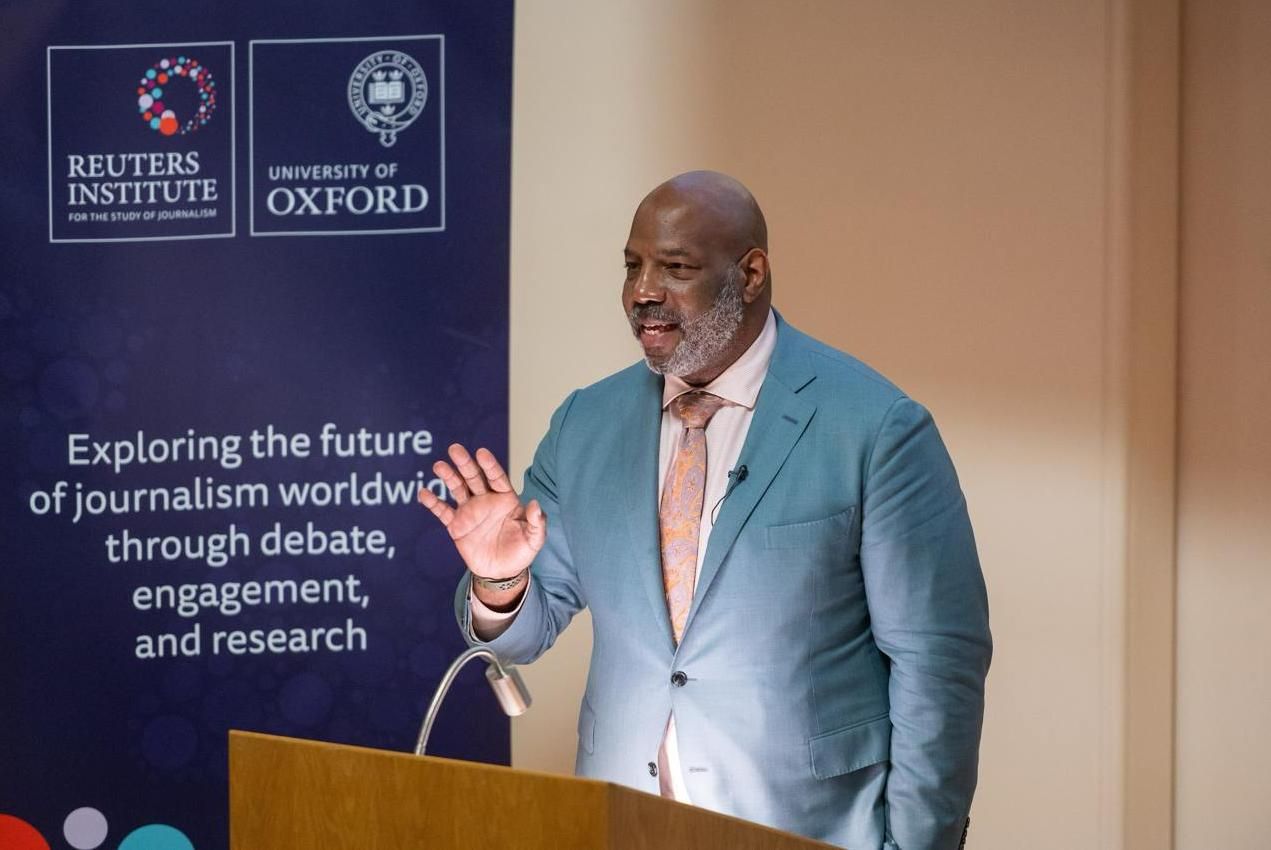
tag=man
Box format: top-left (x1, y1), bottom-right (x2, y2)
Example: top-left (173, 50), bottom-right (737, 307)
top-left (419, 171), bottom-right (991, 850)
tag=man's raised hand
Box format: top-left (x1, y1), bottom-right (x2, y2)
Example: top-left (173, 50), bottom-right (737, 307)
top-left (417, 444), bottom-right (546, 584)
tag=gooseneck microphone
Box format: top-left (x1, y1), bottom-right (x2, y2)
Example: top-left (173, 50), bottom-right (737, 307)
top-left (710, 464), bottom-right (749, 525)
top-left (414, 645), bottom-right (531, 755)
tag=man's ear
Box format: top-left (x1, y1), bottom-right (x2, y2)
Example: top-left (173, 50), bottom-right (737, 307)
top-left (739, 248), bottom-right (770, 303)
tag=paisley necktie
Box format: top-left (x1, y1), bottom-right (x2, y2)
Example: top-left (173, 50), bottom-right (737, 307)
top-left (660, 391), bottom-right (728, 644)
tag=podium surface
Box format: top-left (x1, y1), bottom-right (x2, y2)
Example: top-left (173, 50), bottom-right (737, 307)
top-left (229, 730), bottom-right (836, 850)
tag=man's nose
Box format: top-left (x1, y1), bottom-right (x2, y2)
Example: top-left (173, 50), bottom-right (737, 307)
top-left (630, 267), bottom-right (664, 304)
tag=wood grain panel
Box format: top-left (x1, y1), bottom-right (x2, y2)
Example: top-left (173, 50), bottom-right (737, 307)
top-left (229, 731), bottom-right (833, 850)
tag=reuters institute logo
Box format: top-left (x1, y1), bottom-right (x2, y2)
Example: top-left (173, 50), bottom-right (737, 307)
top-left (347, 50), bottom-right (427, 147)
top-left (48, 40), bottom-right (234, 242)
top-left (136, 55), bottom-right (217, 137)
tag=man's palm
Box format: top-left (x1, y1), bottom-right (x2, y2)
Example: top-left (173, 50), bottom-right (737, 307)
top-left (418, 444), bottom-right (547, 581)
top-left (448, 489), bottom-right (541, 578)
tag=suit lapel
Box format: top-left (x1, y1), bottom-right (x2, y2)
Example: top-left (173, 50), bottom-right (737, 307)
top-left (681, 319), bottom-right (818, 641)
top-left (615, 367), bottom-right (677, 652)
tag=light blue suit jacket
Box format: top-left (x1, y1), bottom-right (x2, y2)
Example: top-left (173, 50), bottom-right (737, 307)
top-left (457, 315), bottom-right (991, 850)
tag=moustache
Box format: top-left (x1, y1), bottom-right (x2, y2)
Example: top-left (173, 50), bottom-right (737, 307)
top-left (628, 304), bottom-right (684, 326)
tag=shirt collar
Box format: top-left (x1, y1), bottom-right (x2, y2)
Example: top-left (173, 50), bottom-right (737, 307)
top-left (662, 309), bottom-right (777, 411)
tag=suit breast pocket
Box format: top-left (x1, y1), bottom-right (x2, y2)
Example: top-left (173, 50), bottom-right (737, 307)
top-left (764, 505), bottom-right (857, 550)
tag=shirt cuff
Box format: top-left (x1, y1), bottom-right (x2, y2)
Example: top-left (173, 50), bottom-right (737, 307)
top-left (467, 576), bottom-right (530, 642)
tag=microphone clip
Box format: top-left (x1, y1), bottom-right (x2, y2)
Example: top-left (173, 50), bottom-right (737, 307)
top-left (711, 464), bottom-right (749, 525)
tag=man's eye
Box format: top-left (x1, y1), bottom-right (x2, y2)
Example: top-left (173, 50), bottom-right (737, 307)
top-left (665, 263), bottom-right (698, 276)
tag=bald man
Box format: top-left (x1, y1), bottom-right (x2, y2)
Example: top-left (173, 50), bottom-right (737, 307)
top-left (421, 172), bottom-right (991, 850)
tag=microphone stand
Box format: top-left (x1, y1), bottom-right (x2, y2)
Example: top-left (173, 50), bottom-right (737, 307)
top-left (414, 645), bottom-right (531, 756)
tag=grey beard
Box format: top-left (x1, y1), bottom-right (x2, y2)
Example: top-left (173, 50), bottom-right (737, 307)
top-left (639, 268), bottom-right (746, 378)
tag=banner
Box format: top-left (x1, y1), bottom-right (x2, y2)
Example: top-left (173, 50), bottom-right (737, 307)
top-left (1, 2), bottom-right (513, 848)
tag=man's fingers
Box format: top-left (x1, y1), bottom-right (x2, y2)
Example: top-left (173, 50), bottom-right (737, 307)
top-left (417, 486), bottom-right (455, 525)
top-left (448, 443), bottom-right (489, 496)
top-left (525, 499), bottom-right (547, 548)
top-left (475, 448), bottom-right (513, 493)
top-left (432, 460), bottom-right (469, 504)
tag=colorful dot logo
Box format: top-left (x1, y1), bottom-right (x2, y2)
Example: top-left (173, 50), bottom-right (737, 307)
top-left (0, 809), bottom-right (194, 850)
top-left (118, 824), bottom-right (195, 850)
top-left (0, 814), bottom-right (50, 850)
top-left (63, 807), bottom-right (109, 849)
top-left (136, 56), bottom-right (216, 136)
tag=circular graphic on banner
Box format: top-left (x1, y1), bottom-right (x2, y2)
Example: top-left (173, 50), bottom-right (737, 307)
top-left (117, 824), bottom-right (194, 850)
top-left (347, 50), bottom-right (427, 147)
top-left (0, 814), bottom-right (51, 850)
top-left (62, 807), bottom-right (109, 850)
top-left (136, 56), bottom-right (217, 136)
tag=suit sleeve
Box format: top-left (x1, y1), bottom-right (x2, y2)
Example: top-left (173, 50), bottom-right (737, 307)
top-left (453, 391), bottom-right (587, 664)
top-left (859, 397), bottom-right (992, 850)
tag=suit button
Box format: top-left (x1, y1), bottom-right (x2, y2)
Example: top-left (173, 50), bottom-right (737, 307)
top-left (648, 762), bottom-right (658, 777)
top-left (671, 671), bottom-right (688, 687)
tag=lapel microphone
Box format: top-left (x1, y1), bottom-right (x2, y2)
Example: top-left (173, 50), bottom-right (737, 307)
top-left (710, 464), bottom-right (749, 526)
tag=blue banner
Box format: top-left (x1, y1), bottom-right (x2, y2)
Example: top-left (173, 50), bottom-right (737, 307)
top-left (1, 2), bottom-right (513, 848)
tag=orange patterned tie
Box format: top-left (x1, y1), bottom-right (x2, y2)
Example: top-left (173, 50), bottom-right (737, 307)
top-left (661, 391), bottom-right (728, 644)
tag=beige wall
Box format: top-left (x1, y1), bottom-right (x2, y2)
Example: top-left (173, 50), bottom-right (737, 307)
top-left (506, 2), bottom-right (1192, 849)
top-left (1176, 1), bottom-right (1271, 847)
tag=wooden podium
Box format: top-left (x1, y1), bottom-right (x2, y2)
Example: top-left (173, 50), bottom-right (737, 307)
top-left (229, 730), bottom-right (835, 849)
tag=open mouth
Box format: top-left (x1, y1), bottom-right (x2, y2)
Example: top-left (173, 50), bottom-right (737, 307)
top-left (639, 321), bottom-right (680, 338)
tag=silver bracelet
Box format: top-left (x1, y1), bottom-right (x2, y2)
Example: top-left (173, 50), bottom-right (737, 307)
top-left (471, 568), bottom-right (529, 593)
